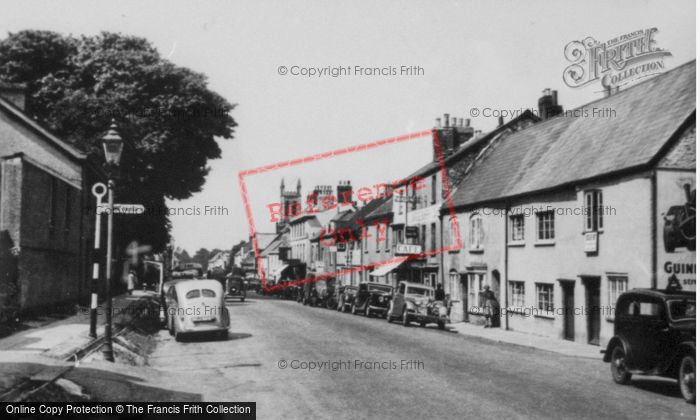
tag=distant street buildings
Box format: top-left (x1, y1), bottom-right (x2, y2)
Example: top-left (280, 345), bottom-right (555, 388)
top-left (240, 60), bottom-right (696, 349)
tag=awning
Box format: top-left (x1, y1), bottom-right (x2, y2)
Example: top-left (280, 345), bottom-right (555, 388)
top-left (369, 257), bottom-right (409, 277)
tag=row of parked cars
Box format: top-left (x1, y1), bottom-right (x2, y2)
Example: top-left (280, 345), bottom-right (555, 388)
top-left (299, 280), bottom-right (450, 330)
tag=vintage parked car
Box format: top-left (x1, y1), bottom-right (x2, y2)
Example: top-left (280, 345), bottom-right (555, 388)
top-left (387, 281), bottom-right (449, 329)
top-left (603, 288), bottom-right (695, 403)
top-left (337, 285), bottom-right (358, 312)
top-left (165, 279), bottom-right (230, 341)
top-left (321, 281), bottom-right (340, 310)
top-left (225, 274), bottom-right (247, 302)
top-left (351, 282), bottom-right (393, 317)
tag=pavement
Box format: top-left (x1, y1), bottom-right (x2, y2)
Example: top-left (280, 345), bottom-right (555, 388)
top-left (449, 321), bottom-right (602, 359)
top-left (0, 291), bottom-right (156, 400)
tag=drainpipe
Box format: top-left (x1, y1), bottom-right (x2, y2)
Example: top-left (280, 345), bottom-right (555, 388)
top-left (651, 170), bottom-right (657, 289)
top-left (504, 201), bottom-right (510, 330)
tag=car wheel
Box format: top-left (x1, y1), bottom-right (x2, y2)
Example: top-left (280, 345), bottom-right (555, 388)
top-left (351, 303), bottom-right (357, 315)
top-left (680, 355), bottom-right (696, 404)
top-left (387, 305), bottom-right (394, 323)
top-left (437, 320), bottom-right (446, 330)
top-left (241, 297), bottom-right (245, 302)
top-left (420, 321), bottom-right (426, 328)
top-left (168, 316), bottom-right (174, 336)
top-left (610, 345), bottom-right (631, 385)
top-left (219, 330), bottom-right (229, 340)
top-left (365, 305), bottom-right (371, 317)
top-left (402, 308), bottom-right (410, 327)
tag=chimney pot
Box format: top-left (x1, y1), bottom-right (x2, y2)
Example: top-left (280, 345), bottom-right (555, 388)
top-left (444, 113), bottom-right (450, 127)
top-left (458, 118), bottom-right (464, 127)
top-left (435, 118), bottom-right (441, 128)
top-left (465, 118), bottom-right (471, 127)
top-left (543, 88), bottom-right (551, 97)
top-left (452, 117), bottom-right (457, 127)
top-left (552, 90), bottom-right (558, 105)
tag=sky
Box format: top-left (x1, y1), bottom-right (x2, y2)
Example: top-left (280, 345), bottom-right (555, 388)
top-left (1, 0), bottom-right (696, 253)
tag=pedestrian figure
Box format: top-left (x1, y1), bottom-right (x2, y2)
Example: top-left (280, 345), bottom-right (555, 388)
top-left (483, 285), bottom-right (500, 328)
top-left (435, 283), bottom-right (445, 302)
top-left (127, 270), bottom-right (136, 296)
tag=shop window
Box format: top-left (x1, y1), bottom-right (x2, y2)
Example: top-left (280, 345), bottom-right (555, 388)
top-left (467, 272), bottom-right (485, 309)
top-left (536, 211), bottom-right (555, 241)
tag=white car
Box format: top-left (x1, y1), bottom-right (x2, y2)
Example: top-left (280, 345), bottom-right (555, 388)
top-left (165, 279), bottom-right (230, 341)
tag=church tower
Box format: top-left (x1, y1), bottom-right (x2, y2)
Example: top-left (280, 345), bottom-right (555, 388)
top-left (277, 178), bottom-right (301, 233)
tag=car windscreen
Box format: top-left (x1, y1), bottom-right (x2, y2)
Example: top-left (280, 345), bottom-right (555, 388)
top-left (185, 289), bottom-right (200, 299)
top-left (201, 289), bottom-right (217, 298)
top-left (368, 285), bottom-right (392, 293)
top-left (406, 287), bottom-right (432, 297)
top-left (669, 300), bottom-right (696, 321)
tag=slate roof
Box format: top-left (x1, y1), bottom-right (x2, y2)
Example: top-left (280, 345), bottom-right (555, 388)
top-left (342, 197), bottom-right (389, 232)
top-left (405, 110), bottom-right (538, 180)
top-left (447, 60), bottom-right (696, 209)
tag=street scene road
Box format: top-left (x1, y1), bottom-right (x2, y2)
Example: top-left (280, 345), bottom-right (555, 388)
top-left (140, 295), bottom-right (692, 419)
top-left (0, 2), bottom-right (695, 419)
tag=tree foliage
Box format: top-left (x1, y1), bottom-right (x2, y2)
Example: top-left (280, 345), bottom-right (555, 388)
top-left (0, 30), bottom-right (236, 250)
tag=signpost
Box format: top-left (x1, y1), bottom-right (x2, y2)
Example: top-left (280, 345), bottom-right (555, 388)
top-left (89, 183), bottom-right (107, 338)
top-left (88, 181), bottom-right (145, 340)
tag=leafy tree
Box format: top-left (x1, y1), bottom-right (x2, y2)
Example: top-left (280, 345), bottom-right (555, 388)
top-left (192, 248), bottom-right (210, 271)
top-left (174, 248), bottom-right (191, 264)
top-left (0, 30), bottom-right (236, 251)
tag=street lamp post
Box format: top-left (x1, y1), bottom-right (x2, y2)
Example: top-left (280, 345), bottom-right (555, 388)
top-left (101, 120), bottom-right (123, 362)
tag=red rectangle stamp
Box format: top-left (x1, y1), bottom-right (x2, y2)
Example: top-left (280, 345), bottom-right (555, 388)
top-left (238, 129), bottom-right (462, 292)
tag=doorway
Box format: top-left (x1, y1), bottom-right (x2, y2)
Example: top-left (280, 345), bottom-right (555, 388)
top-left (561, 281), bottom-right (575, 341)
top-left (583, 277), bottom-right (601, 345)
top-left (491, 270), bottom-right (501, 305)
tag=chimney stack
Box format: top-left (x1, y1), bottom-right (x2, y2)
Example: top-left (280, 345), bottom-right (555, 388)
top-left (435, 118), bottom-right (441, 128)
top-left (444, 113), bottom-right (450, 127)
top-left (337, 180), bottom-right (353, 206)
top-left (537, 88), bottom-right (563, 120)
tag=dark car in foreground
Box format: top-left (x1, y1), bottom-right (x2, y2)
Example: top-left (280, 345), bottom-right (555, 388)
top-left (603, 288), bottom-right (695, 403)
top-left (337, 286), bottom-right (358, 312)
top-left (351, 282), bottom-right (393, 317)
